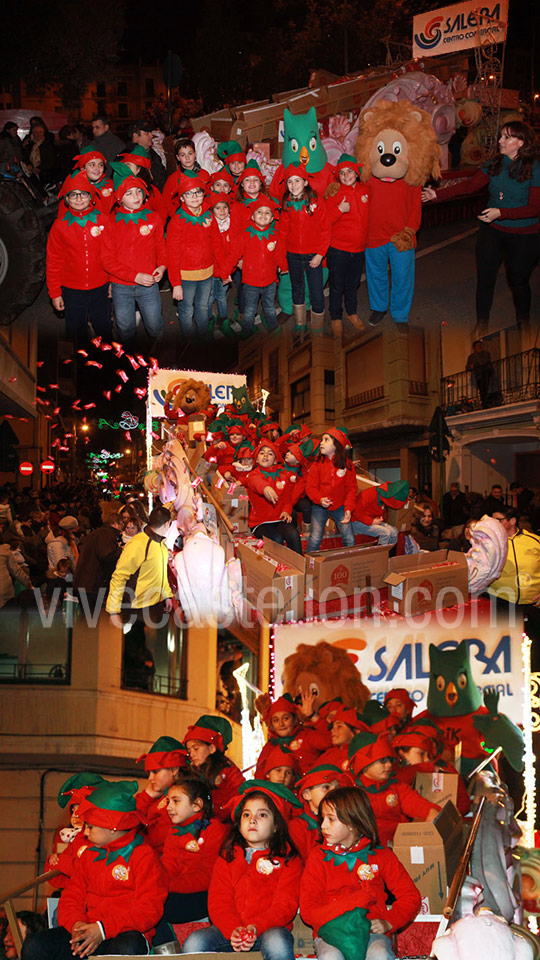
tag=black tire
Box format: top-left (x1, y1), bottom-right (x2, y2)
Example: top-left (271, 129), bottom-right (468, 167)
top-left (0, 181), bottom-right (47, 325)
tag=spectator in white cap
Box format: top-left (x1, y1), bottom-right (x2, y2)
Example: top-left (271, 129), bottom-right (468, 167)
top-left (46, 515), bottom-right (79, 578)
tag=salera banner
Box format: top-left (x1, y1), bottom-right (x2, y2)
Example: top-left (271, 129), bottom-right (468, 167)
top-left (148, 369), bottom-right (247, 418)
top-left (272, 602), bottom-right (524, 725)
top-left (412, 0), bottom-right (508, 57)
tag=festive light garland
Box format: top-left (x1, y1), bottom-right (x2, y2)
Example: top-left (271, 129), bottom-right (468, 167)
top-left (521, 631), bottom-right (536, 850)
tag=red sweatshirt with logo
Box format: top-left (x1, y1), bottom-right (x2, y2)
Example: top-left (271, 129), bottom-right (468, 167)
top-left (229, 221), bottom-right (288, 287)
top-left (166, 205), bottom-right (216, 286)
top-left (326, 182), bottom-right (371, 252)
top-left (161, 815), bottom-right (228, 893)
top-left (246, 465), bottom-right (294, 529)
top-left (278, 197), bottom-right (331, 255)
top-left (305, 457), bottom-right (357, 513)
top-left (101, 207), bottom-right (167, 285)
top-left (46, 207), bottom-right (108, 297)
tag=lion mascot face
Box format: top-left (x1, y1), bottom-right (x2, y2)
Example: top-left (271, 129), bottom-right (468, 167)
top-left (165, 378), bottom-right (212, 417)
top-left (281, 641), bottom-right (370, 713)
top-left (356, 100), bottom-right (441, 187)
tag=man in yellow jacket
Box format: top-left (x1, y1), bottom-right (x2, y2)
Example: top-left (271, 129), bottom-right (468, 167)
top-left (488, 506), bottom-right (540, 667)
top-left (106, 505), bottom-right (173, 689)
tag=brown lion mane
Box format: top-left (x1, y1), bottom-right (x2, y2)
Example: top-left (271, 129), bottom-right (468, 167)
top-left (356, 100), bottom-right (441, 187)
top-left (282, 640), bottom-right (370, 711)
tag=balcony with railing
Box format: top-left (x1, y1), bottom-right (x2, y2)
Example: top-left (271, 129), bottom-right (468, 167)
top-left (441, 349), bottom-right (540, 416)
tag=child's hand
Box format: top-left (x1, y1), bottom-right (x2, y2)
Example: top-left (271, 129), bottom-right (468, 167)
top-left (342, 509), bottom-right (351, 524)
top-left (153, 265), bottom-right (166, 282)
top-left (321, 497), bottom-right (332, 508)
top-left (241, 926), bottom-right (257, 950)
top-left (280, 510), bottom-right (292, 523)
top-left (263, 485), bottom-right (279, 504)
top-left (172, 285), bottom-right (183, 300)
top-left (230, 927), bottom-right (246, 952)
top-left (70, 922), bottom-right (103, 958)
top-left (223, 276), bottom-right (232, 284)
top-left (135, 272), bottom-right (156, 287)
top-left (48, 853), bottom-right (60, 866)
top-left (370, 918), bottom-right (392, 934)
top-left (309, 254), bottom-right (323, 268)
top-left (422, 187), bottom-right (436, 202)
top-left (52, 296), bottom-right (64, 312)
top-left (338, 197), bottom-right (351, 213)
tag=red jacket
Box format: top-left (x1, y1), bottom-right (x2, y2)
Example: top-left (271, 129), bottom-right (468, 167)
top-left (326, 182), bottom-right (371, 252)
top-left (305, 457), bottom-right (357, 513)
top-left (366, 178), bottom-right (422, 249)
top-left (211, 215), bottom-right (240, 280)
top-left (278, 197), bottom-right (331, 256)
top-left (101, 208), bottom-right (167, 285)
top-left (46, 828), bottom-right (88, 890)
top-left (94, 178), bottom-right (115, 215)
top-left (358, 775), bottom-right (440, 845)
top-left (270, 163), bottom-right (336, 204)
top-left (46, 207), bottom-right (108, 298)
top-left (163, 169), bottom-right (211, 218)
top-left (316, 744), bottom-right (350, 772)
top-left (210, 761), bottom-right (245, 821)
top-left (300, 837), bottom-right (421, 935)
top-left (288, 811), bottom-right (320, 863)
top-left (246, 466), bottom-right (294, 530)
top-left (166, 206), bottom-right (215, 286)
top-left (395, 761), bottom-right (470, 816)
top-left (283, 465), bottom-right (307, 507)
top-left (161, 815), bottom-right (228, 893)
top-left (135, 790), bottom-right (171, 853)
top-left (415, 707), bottom-right (491, 763)
top-left (229, 222), bottom-right (288, 288)
top-left (255, 724), bottom-right (331, 779)
top-left (352, 486), bottom-right (387, 525)
top-left (57, 829), bottom-right (168, 940)
top-left (146, 185), bottom-right (168, 225)
top-left (208, 846), bottom-right (302, 938)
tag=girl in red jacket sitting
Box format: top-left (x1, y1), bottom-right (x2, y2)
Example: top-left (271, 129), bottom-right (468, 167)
top-left (229, 197), bottom-right (288, 335)
top-left (183, 715), bottom-right (244, 821)
top-left (278, 165), bottom-right (331, 331)
top-left (325, 154), bottom-right (370, 336)
top-left (182, 781), bottom-right (302, 959)
top-left (153, 777), bottom-right (228, 945)
top-left (306, 428), bottom-right (356, 553)
top-left (102, 167), bottom-right (166, 348)
top-left (246, 441), bottom-right (302, 555)
top-left (135, 736), bottom-right (189, 853)
top-left (300, 786), bottom-right (421, 960)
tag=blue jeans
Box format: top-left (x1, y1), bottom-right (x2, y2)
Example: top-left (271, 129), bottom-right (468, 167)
top-left (177, 277), bottom-right (213, 337)
top-left (243, 282), bottom-right (278, 332)
top-left (315, 932), bottom-right (395, 960)
top-left (22, 928), bottom-right (148, 960)
top-left (182, 924), bottom-right (295, 959)
top-left (364, 243), bottom-right (415, 323)
top-left (111, 282), bottom-right (163, 342)
top-left (327, 247), bottom-right (364, 319)
top-left (287, 252), bottom-right (325, 313)
top-left (351, 519), bottom-right (398, 545)
top-left (233, 266), bottom-right (245, 314)
top-left (307, 504), bottom-right (355, 553)
top-left (210, 276), bottom-right (228, 319)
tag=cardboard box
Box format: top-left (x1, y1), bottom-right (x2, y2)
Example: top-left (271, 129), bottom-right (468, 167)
top-left (305, 543), bottom-right (390, 601)
top-left (414, 771), bottom-right (459, 810)
top-left (386, 500), bottom-right (418, 532)
top-left (237, 538), bottom-right (305, 624)
top-left (393, 801), bottom-right (464, 915)
top-left (211, 475), bottom-right (250, 535)
top-left (384, 550), bottom-right (469, 616)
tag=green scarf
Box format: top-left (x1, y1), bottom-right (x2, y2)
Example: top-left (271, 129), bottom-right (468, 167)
top-left (89, 833), bottom-right (143, 865)
top-left (322, 841), bottom-right (381, 872)
top-left (361, 776), bottom-right (398, 795)
top-left (259, 467), bottom-right (282, 481)
top-left (63, 208), bottom-right (100, 228)
top-left (318, 908), bottom-right (371, 960)
top-left (300, 811), bottom-right (319, 831)
top-left (246, 223), bottom-right (276, 242)
top-left (285, 199), bottom-right (307, 212)
top-left (172, 817), bottom-right (209, 838)
top-left (176, 206), bottom-right (212, 227)
top-left (115, 208), bottom-right (150, 224)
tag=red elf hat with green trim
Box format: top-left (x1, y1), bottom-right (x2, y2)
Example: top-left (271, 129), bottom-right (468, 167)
top-left (137, 735), bottom-right (189, 771)
top-left (330, 704), bottom-right (369, 733)
top-left (392, 728), bottom-right (436, 758)
top-left (76, 780), bottom-right (143, 830)
top-left (258, 745), bottom-right (299, 778)
top-left (325, 426), bottom-right (351, 449)
top-left (184, 715), bottom-right (233, 753)
top-left (178, 169), bottom-right (208, 196)
top-left (118, 144), bottom-right (152, 170)
top-left (384, 688), bottom-right (415, 714)
top-left (348, 732), bottom-right (395, 778)
top-left (59, 169), bottom-right (97, 203)
top-left (296, 763), bottom-right (354, 795)
top-left (249, 196), bottom-right (277, 216)
top-left (267, 693), bottom-right (298, 719)
top-left (283, 163), bottom-right (308, 182)
top-left (110, 162), bottom-right (148, 200)
top-left (210, 169), bottom-right (235, 190)
top-left (58, 772), bottom-right (105, 809)
top-left (217, 140), bottom-right (246, 165)
top-left (335, 153), bottom-right (361, 177)
top-left (253, 439), bottom-right (283, 464)
top-left (233, 779), bottom-right (302, 822)
top-left (238, 160), bottom-right (265, 185)
top-left (73, 145), bottom-right (106, 168)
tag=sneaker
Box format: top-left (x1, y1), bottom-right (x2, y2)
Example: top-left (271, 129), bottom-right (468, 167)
top-left (368, 310), bottom-right (387, 326)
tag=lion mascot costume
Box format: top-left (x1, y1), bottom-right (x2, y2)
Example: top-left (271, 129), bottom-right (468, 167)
top-left (355, 100), bottom-right (441, 326)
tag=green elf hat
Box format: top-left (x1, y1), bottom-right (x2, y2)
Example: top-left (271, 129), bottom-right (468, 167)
top-left (335, 153), bottom-right (361, 178)
top-left (58, 772), bottom-right (105, 809)
top-left (296, 763), bottom-right (354, 795)
top-left (234, 779), bottom-right (302, 821)
top-left (217, 140), bottom-right (246, 165)
top-left (238, 159), bottom-right (265, 185)
top-left (184, 715), bottom-right (233, 753)
top-left (376, 480), bottom-right (409, 508)
top-left (348, 731), bottom-right (395, 778)
top-left (137, 735), bottom-right (188, 772)
top-left (73, 145), bottom-right (106, 168)
top-left (110, 162), bottom-right (148, 201)
top-left (318, 907), bottom-right (371, 960)
top-left (360, 700), bottom-right (396, 735)
top-left (118, 144), bottom-right (151, 170)
top-left (76, 780), bottom-right (142, 830)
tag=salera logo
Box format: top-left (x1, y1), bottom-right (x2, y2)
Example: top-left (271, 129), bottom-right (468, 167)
top-left (414, 15), bottom-right (443, 49)
top-left (331, 564), bottom-right (349, 586)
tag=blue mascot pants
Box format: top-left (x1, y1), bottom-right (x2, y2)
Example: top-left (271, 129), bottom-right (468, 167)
top-left (365, 242), bottom-right (415, 323)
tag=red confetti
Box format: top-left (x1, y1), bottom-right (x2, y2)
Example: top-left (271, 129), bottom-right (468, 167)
top-left (91, 337), bottom-right (102, 347)
top-left (85, 360), bottom-right (103, 369)
top-left (100, 343), bottom-right (112, 351)
top-left (48, 383), bottom-right (59, 389)
top-left (8, 377), bottom-right (17, 382)
top-left (117, 369), bottom-right (129, 383)
top-left (227, 483), bottom-right (236, 494)
top-left (77, 349), bottom-right (88, 357)
top-left (136, 355), bottom-right (147, 367)
top-left (62, 359), bottom-right (72, 364)
top-left (191, 477), bottom-right (203, 488)
top-left (103, 390), bottom-right (111, 400)
top-left (255, 539), bottom-right (264, 549)
top-left (37, 386), bottom-right (46, 392)
top-left (126, 355), bottom-right (140, 370)
top-left (215, 477), bottom-right (225, 488)
top-left (64, 432), bottom-right (73, 438)
top-left (149, 357), bottom-right (159, 371)
top-left (51, 424), bottom-right (58, 430)
top-left (112, 341), bottom-right (122, 351)
top-left (84, 403), bottom-right (96, 409)
top-left (36, 361), bottom-right (44, 367)
top-left (125, 431), bottom-right (132, 441)
top-left (72, 401), bottom-right (81, 409)
top-left (53, 407), bottom-right (60, 415)
top-left (115, 385), bottom-right (123, 393)
top-left (59, 446), bottom-right (69, 452)
top-left (151, 431), bottom-right (160, 439)
top-left (134, 387), bottom-right (147, 398)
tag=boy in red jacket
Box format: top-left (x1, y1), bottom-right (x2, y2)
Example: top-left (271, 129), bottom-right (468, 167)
top-left (228, 197), bottom-right (288, 335)
top-left (245, 440), bottom-right (302, 555)
top-left (102, 166), bottom-right (166, 348)
top-left (46, 169), bottom-right (111, 345)
top-left (352, 480), bottom-right (408, 546)
top-left (21, 781), bottom-right (168, 960)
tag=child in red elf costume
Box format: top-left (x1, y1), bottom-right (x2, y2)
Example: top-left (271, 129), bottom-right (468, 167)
top-left (162, 138), bottom-right (210, 218)
top-left (283, 438), bottom-right (315, 528)
top-left (71, 146), bottom-right (114, 214)
top-left (325, 153), bottom-right (370, 336)
top-left (246, 440), bottom-right (302, 555)
top-left (117, 146), bottom-right (168, 225)
top-left (300, 786), bottom-right (421, 960)
top-left (255, 694), bottom-right (331, 779)
top-left (306, 428), bottom-right (357, 553)
top-left (227, 196), bottom-right (288, 335)
top-left (184, 715), bottom-right (244, 821)
top-left (209, 168), bottom-right (235, 196)
top-left (135, 736), bottom-right (189, 853)
top-left (209, 196), bottom-right (238, 335)
top-left (384, 688), bottom-right (415, 727)
top-left (393, 721), bottom-right (470, 816)
top-left (352, 480), bottom-right (408, 547)
top-left (45, 773), bottom-right (105, 891)
top-left (153, 778), bottom-right (228, 945)
top-left (289, 764), bottom-right (353, 862)
top-left (182, 781), bottom-right (302, 959)
top-left (317, 704), bottom-right (369, 771)
top-left (234, 160), bottom-right (271, 229)
top-left (348, 732), bottom-right (441, 846)
top-left (101, 166), bottom-right (166, 348)
top-left (46, 170), bottom-right (112, 345)
top-left (259, 743), bottom-right (299, 788)
top-left (22, 781), bottom-right (168, 960)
